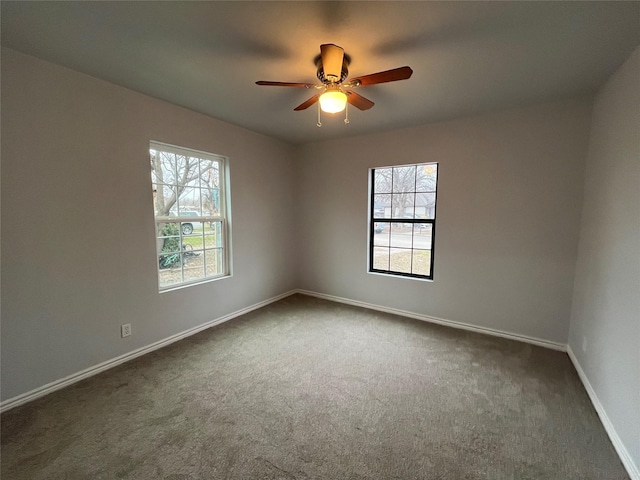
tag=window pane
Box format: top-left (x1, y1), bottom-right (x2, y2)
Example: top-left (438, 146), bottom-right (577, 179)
top-left (154, 185), bottom-right (176, 216)
top-left (373, 194), bottom-right (389, 218)
top-left (390, 223), bottom-right (412, 247)
top-left (391, 193), bottom-right (415, 219)
top-left (412, 250), bottom-right (431, 276)
top-left (392, 166), bottom-right (416, 193)
top-left (199, 159), bottom-right (219, 189)
top-left (208, 221), bottom-right (223, 246)
top-left (182, 222), bottom-right (202, 236)
top-left (416, 164), bottom-right (437, 193)
top-left (202, 188), bottom-right (220, 216)
top-left (403, 201), bottom-right (416, 219)
top-left (203, 222), bottom-right (222, 248)
top-left (150, 151), bottom-right (167, 185)
top-left (174, 154), bottom-right (188, 180)
top-left (372, 247), bottom-right (389, 270)
top-left (157, 222), bottom-right (181, 253)
top-left (389, 248), bottom-right (412, 274)
top-left (178, 186), bottom-right (199, 213)
top-left (373, 223), bottom-right (389, 246)
top-left (374, 168), bottom-right (392, 193)
top-left (183, 255), bottom-right (204, 282)
top-left (158, 262), bottom-right (183, 288)
top-left (158, 252), bottom-right (183, 271)
top-left (156, 151), bottom-right (177, 185)
top-left (203, 230), bottom-right (217, 248)
top-left (205, 248), bottom-right (224, 276)
top-left (184, 233), bottom-right (204, 251)
top-left (416, 193), bottom-right (436, 219)
top-left (412, 223), bottom-right (433, 250)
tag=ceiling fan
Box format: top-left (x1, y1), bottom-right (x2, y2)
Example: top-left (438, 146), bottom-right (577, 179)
top-left (256, 44), bottom-right (413, 125)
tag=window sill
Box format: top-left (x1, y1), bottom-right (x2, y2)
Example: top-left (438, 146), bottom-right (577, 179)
top-left (367, 270), bottom-right (434, 283)
top-left (159, 273), bottom-right (232, 294)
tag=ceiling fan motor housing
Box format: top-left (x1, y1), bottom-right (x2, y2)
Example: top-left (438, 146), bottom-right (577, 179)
top-left (315, 54), bottom-right (351, 84)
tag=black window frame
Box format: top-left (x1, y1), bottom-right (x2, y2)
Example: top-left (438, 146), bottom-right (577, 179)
top-left (369, 163), bottom-right (438, 280)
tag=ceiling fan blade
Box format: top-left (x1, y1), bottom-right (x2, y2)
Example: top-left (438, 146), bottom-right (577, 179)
top-left (256, 81), bottom-right (315, 88)
top-left (294, 94), bottom-right (321, 111)
top-left (346, 91), bottom-right (375, 111)
top-left (320, 43), bottom-right (344, 82)
top-left (348, 66), bottom-right (413, 87)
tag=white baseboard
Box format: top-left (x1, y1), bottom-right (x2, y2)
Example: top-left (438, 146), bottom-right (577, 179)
top-left (567, 346), bottom-right (639, 480)
top-left (295, 289), bottom-right (567, 351)
top-left (0, 289), bottom-right (298, 413)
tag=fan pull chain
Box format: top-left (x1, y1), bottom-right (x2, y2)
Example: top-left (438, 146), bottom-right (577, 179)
top-left (317, 102), bottom-right (322, 127)
top-left (344, 101), bottom-right (350, 124)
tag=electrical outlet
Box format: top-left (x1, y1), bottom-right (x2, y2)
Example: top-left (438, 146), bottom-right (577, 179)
top-left (582, 336), bottom-right (587, 352)
top-left (121, 324), bottom-right (131, 338)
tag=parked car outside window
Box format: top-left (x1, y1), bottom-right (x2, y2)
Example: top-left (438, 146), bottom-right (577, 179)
top-left (171, 210), bottom-right (213, 235)
top-left (374, 222), bottom-right (387, 234)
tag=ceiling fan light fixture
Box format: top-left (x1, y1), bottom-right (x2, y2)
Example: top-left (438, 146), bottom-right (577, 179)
top-left (319, 90), bottom-right (347, 114)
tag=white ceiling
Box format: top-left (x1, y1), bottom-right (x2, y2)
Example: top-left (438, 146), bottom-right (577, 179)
top-left (2, 1), bottom-right (639, 145)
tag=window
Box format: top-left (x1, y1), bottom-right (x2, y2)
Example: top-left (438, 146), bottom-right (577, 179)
top-left (150, 141), bottom-right (230, 290)
top-left (369, 163), bottom-right (438, 280)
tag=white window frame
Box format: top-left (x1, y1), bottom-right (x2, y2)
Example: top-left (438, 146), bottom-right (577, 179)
top-left (150, 141), bottom-right (231, 291)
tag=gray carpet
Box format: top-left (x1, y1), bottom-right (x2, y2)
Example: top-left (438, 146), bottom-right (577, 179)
top-left (1, 294), bottom-right (629, 479)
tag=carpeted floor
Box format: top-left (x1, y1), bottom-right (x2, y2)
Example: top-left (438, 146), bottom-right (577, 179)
top-left (0, 294), bottom-right (629, 479)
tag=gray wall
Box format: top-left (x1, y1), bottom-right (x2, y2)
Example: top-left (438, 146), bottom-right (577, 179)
top-left (569, 47), bottom-right (640, 471)
top-left (296, 100), bottom-right (593, 344)
top-left (1, 48), bottom-right (298, 401)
